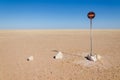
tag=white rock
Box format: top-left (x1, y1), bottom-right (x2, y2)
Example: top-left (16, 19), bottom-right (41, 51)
top-left (96, 54), bottom-right (101, 60)
top-left (27, 56), bottom-right (34, 61)
top-left (86, 55), bottom-right (97, 62)
top-left (54, 52), bottom-right (63, 59)
top-left (90, 55), bottom-right (97, 62)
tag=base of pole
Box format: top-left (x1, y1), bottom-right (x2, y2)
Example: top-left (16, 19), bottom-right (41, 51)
top-left (85, 54), bottom-right (101, 62)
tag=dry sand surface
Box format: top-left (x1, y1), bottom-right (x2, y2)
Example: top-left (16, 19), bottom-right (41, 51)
top-left (0, 30), bottom-right (120, 80)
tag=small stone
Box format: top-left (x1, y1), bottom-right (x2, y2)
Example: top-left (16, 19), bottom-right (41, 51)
top-left (27, 56), bottom-right (34, 61)
top-left (96, 54), bottom-right (101, 60)
top-left (53, 51), bottom-right (63, 59)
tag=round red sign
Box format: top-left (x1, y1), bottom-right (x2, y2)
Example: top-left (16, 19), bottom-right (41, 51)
top-left (87, 12), bottom-right (95, 19)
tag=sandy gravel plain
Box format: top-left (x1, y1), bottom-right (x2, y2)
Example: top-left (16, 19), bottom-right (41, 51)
top-left (0, 30), bottom-right (120, 80)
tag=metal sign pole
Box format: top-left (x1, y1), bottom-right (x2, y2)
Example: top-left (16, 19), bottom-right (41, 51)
top-left (87, 11), bottom-right (95, 57)
top-left (86, 11), bottom-right (100, 62)
top-left (90, 19), bottom-right (93, 56)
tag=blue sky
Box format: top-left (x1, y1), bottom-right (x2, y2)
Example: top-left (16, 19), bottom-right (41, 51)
top-left (0, 0), bottom-right (120, 29)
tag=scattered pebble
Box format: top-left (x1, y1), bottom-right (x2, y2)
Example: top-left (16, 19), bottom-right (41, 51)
top-left (27, 56), bottom-right (34, 61)
top-left (53, 51), bottom-right (63, 59)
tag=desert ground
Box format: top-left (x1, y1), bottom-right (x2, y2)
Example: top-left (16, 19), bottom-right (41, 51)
top-left (0, 30), bottom-right (120, 80)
